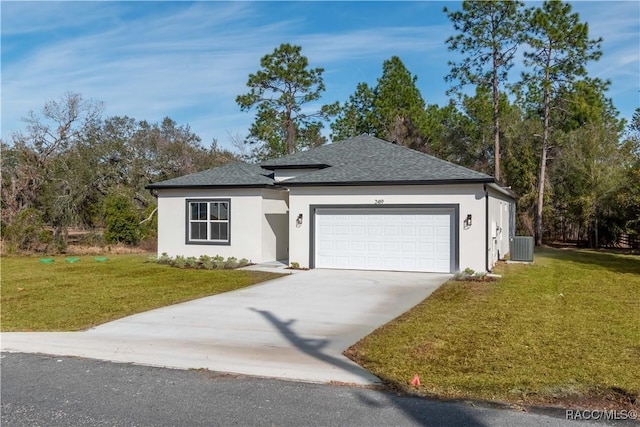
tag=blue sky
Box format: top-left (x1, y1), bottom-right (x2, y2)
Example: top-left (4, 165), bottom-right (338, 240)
top-left (2, 1), bottom-right (639, 151)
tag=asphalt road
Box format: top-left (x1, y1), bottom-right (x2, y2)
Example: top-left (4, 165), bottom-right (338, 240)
top-left (1, 352), bottom-right (608, 427)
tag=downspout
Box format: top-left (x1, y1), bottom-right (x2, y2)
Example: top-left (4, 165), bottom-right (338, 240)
top-left (484, 184), bottom-right (490, 273)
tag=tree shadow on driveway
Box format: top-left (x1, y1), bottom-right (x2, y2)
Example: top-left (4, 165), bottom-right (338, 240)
top-left (250, 308), bottom-right (486, 426)
top-left (249, 307), bottom-right (379, 384)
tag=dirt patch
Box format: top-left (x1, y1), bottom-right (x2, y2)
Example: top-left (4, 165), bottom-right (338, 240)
top-left (525, 387), bottom-right (639, 417)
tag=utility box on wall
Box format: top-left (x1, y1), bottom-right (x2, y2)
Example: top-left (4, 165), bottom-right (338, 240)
top-left (509, 236), bottom-right (534, 262)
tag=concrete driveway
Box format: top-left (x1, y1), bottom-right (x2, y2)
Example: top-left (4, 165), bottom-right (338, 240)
top-left (1, 269), bottom-right (449, 385)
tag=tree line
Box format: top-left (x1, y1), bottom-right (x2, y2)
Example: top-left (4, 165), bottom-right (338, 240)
top-left (1, 94), bottom-right (236, 252)
top-left (2, 0), bottom-right (638, 252)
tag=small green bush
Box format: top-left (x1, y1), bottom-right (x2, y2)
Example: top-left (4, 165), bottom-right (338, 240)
top-left (224, 257), bottom-right (238, 269)
top-left (290, 261), bottom-right (300, 269)
top-left (185, 256), bottom-right (198, 268)
top-left (238, 258), bottom-right (250, 267)
top-left (213, 255), bottom-right (225, 269)
top-left (199, 255), bottom-right (214, 269)
top-left (173, 255), bottom-right (186, 268)
top-left (158, 253), bottom-right (172, 265)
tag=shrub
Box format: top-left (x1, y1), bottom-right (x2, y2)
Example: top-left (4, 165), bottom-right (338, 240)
top-left (199, 255), bottom-right (214, 269)
top-left (224, 257), bottom-right (238, 269)
top-left (103, 194), bottom-right (141, 246)
top-left (238, 258), bottom-right (250, 267)
top-left (290, 261), bottom-right (300, 269)
top-left (2, 208), bottom-right (50, 253)
top-left (173, 255), bottom-right (186, 268)
top-left (454, 268), bottom-right (493, 282)
top-left (213, 255), bottom-right (225, 269)
top-left (158, 252), bottom-right (172, 264)
top-left (185, 256), bottom-right (198, 268)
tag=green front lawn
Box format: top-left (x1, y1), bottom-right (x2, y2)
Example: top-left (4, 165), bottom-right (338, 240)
top-left (347, 247), bottom-right (640, 408)
top-left (1, 255), bottom-right (283, 331)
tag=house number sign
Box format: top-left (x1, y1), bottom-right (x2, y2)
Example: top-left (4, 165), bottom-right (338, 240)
top-left (374, 199), bottom-right (384, 204)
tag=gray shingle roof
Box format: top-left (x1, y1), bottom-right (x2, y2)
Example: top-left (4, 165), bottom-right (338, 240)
top-left (146, 163), bottom-right (275, 189)
top-left (261, 135), bottom-right (493, 185)
top-left (147, 135), bottom-right (495, 189)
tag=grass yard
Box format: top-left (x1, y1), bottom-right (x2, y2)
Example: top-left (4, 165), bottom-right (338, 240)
top-left (1, 255), bottom-right (283, 331)
top-left (346, 247), bottom-right (640, 410)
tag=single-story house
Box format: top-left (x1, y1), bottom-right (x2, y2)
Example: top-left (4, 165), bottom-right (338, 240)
top-left (147, 135), bottom-right (515, 273)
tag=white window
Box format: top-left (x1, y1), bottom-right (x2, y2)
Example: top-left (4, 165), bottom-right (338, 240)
top-left (187, 199), bottom-right (230, 244)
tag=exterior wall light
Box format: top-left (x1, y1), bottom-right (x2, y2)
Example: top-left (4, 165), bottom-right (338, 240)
top-left (296, 214), bottom-right (303, 226)
top-left (465, 214), bottom-right (472, 227)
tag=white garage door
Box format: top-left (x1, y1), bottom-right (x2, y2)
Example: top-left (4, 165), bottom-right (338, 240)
top-left (315, 208), bottom-right (453, 273)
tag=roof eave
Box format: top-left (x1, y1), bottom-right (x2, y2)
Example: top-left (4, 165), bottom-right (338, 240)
top-left (283, 178), bottom-right (495, 187)
top-left (145, 183), bottom-right (276, 190)
top-left (486, 182), bottom-right (518, 199)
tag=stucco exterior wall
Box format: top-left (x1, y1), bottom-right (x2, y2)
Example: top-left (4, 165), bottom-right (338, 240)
top-left (487, 187), bottom-right (515, 268)
top-left (156, 187), bottom-right (287, 263)
top-left (287, 184), bottom-right (488, 273)
top-left (260, 189), bottom-right (289, 261)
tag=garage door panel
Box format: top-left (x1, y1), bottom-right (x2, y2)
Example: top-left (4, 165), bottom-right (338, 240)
top-left (366, 257), bottom-right (382, 268)
top-left (400, 226), bottom-right (416, 236)
top-left (351, 256), bottom-right (366, 268)
top-left (417, 258), bottom-right (434, 269)
top-left (384, 225), bottom-right (398, 236)
top-left (401, 242), bottom-right (416, 252)
top-left (351, 225), bottom-right (365, 236)
top-left (436, 226), bottom-right (449, 237)
top-left (383, 258), bottom-right (400, 269)
top-left (436, 260), bottom-right (450, 271)
top-left (351, 241), bottom-right (365, 251)
top-left (319, 225), bottom-right (333, 234)
top-left (335, 241), bottom-right (349, 251)
top-left (315, 208), bottom-right (454, 273)
top-left (367, 242), bottom-right (382, 251)
top-left (384, 242), bottom-right (399, 251)
top-left (418, 226), bottom-right (434, 237)
top-left (318, 241), bottom-right (333, 251)
top-left (436, 242), bottom-right (450, 253)
top-left (368, 226), bottom-right (382, 236)
top-left (401, 259), bottom-right (417, 269)
top-left (335, 225), bottom-right (349, 235)
top-left (422, 242), bottom-right (435, 252)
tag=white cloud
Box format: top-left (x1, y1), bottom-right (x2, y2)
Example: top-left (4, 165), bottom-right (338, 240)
top-left (2, 1), bottom-right (638, 148)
